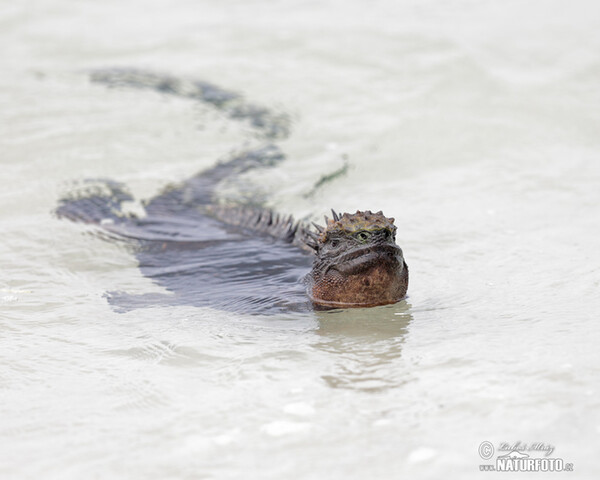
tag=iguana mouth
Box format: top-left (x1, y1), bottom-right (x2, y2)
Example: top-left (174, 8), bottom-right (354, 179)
top-left (330, 245), bottom-right (401, 275)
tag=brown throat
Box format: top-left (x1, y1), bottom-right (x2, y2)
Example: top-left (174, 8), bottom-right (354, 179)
top-left (307, 250), bottom-right (408, 308)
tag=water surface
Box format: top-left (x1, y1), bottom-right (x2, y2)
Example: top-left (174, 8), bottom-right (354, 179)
top-left (2, 0), bottom-right (600, 478)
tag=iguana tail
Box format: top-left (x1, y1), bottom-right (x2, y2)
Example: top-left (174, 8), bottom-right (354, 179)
top-left (143, 144), bottom-right (285, 215)
top-left (90, 68), bottom-right (291, 140)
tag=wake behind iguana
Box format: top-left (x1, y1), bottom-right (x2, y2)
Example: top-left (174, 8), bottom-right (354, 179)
top-left (56, 69), bottom-right (408, 314)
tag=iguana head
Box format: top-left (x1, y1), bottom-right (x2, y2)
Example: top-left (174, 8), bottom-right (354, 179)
top-left (305, 210), bottom-right (408, 308)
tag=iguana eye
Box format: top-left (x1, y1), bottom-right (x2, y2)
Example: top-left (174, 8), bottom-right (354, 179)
top-left (330, 240), bottom-right (339, 248)
top-left (356, 231), bottom-right (370, 241)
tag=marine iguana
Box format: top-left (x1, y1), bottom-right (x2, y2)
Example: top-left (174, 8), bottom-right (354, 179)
top-left (56, 69), bottom-right (408, 314)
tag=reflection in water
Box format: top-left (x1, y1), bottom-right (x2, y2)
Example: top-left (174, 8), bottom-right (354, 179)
top-left (312, 300), bottom-right (413, 392)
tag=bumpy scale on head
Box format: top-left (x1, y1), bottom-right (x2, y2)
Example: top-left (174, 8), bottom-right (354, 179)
top-left (318, 209), bottom-right (396, 244)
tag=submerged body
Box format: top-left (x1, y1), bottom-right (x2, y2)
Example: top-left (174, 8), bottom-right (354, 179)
top-left (57, 167), bottom-right (408, 313)
top-left (56, 70), bottom-right (408, 314)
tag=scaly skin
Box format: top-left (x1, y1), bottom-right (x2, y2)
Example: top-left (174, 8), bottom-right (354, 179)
top-left (305, 210), bottom-right (408, 308)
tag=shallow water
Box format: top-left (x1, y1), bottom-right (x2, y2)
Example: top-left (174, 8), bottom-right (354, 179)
top-left (2, 0), bottom-right (600, 478)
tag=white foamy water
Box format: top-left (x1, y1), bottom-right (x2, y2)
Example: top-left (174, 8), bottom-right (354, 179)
top-left (2, 0), bottom-right (600, 478)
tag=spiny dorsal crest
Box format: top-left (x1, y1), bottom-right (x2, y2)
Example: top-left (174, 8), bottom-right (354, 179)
top-left (316, 209), bottom-right (396, 243)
